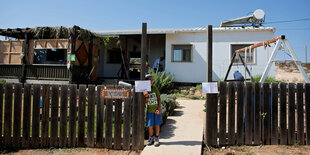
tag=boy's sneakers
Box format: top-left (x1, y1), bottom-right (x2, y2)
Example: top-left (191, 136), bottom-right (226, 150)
top-left (147, 136), bottom-right (154, 145)
top-left (154, 137), bottom-right (160, 147)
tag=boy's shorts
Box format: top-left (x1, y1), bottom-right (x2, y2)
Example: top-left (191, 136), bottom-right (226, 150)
top-left (146, 112), bottom-right (162, 127)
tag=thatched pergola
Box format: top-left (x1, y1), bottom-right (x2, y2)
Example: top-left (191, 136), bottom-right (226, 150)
top-left (0, 25), bottom-right (110, 83)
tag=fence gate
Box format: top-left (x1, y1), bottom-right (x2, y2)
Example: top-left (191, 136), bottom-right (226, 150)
top-left (0, 83), bottom-right (145, 150)
top-left (205, 82), bottom-right (310, 146)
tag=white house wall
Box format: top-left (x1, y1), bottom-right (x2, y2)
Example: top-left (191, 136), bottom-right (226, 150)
top-left (166, 30), bottom-right (275, 83)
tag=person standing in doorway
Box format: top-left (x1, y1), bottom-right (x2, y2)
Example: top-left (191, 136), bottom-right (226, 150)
top-left (153, 56), bottom-right (165, 72)
top-left (143, 74), bottom-right (162, 147)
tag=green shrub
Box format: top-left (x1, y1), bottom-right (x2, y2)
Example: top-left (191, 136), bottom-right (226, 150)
top-left (0, 79), bottom-right (6, 84)
top-left (253, 75), bottom-right (278, 83)
top-left (147, 69), bottom-right (174, 93)
top-left (160, 94), bottom-right (177, 124)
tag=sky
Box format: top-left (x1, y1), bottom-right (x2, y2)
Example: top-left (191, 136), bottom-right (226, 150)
top-left (1, 0), bottom-right (310, 62)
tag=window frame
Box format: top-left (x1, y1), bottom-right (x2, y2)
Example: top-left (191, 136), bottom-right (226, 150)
top-left (33, 48), bottom-right (67, 64)
top-left (171, 44), bottom-right (192, 63)
top-left (230, 43), bottom-right (256, 65)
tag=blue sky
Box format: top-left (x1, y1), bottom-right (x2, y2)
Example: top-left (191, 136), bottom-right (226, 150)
top-left (1, 0), bottom-right (310, 62)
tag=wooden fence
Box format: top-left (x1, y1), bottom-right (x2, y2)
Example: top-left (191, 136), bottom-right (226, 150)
top-left (0, 83), bottom-right (145, 150)
top-left (205, 82), bottom-right (310, 146)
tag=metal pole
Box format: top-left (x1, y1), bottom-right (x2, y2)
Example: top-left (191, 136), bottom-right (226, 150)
top-left (305, 45), bottom-right (307, 63)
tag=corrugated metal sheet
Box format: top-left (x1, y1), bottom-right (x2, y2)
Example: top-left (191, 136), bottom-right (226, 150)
top-left (94, 27), bottom-right (275, 36)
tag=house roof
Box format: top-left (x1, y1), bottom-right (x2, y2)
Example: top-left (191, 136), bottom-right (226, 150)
top-left (95, 26), bottom-right (276, 36)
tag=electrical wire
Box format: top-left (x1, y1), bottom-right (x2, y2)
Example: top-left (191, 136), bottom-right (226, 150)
top-left (265, 18), bottom-right (310, 24)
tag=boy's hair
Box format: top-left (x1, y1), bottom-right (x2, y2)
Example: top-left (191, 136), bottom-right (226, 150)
top-left (145, 74), bottom-right (152, 80)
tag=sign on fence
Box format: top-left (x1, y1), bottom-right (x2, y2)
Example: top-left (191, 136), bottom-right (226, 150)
top-left (101, 88), bottom-right (130, 99)
top-left (202, 82), bottom-right (218, 94)
top-left (134, 80), bottom-right (151, 92)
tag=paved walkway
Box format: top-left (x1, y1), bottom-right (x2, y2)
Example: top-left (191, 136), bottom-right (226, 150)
top-left (141, 99), bottom-right (205, 155)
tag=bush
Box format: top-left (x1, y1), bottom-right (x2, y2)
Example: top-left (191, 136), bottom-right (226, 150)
top-left (160, 94), bottom-right (177, 124)
top-left (147, 69), bottom-right (174, 93)
top-left (253, 75), bottom-right (278, 83)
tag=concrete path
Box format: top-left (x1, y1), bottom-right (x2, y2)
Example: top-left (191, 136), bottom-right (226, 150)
top-left (141, 99), bottom-right (205, 155)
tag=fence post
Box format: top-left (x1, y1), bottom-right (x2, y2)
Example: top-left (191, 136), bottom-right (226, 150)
top-left (288, 83), bottom-right (295, 145)
top-left (227, 82), bottom-right (235, 145)
top-left (78, 85), bottom-right (86, 147)
top-left (305, 83), bottom-right (310, 145)
top-left (237, 82), bottom-right (244, 145)
top-left (271, 83), bottom-right (279, 145)
top-left (245, 82), bottom-right (253, 145)
top-left (279, 83), bottom-right (287, 145)
top-left (205, 25), bottom-right (218, 146)
top-left (262, 83), bottom-right (271, 145)
top-left (22, 84), bottom-right (31, 148)
top-left (297, 83), bottom-right (304, 145)
top-left (219, 82), bottom-right (227, 145)
top-left (253, 82), bottom-right (261, 145)
top-left (13, 83), bottom-right (22, 148)
top-left (87, 85), bottom-right (95, 147)
top-left (69, 84), bottom-right (77, 147)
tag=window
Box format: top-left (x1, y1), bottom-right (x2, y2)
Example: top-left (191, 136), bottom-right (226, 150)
top-left (231, 44), bottom-right (255, 64)
top-left (172, 45), bottom-right (191, 62)
top-left (107, 49), bottom-right (122, 64)
top-left (34, 49), bottom-right (67, 64)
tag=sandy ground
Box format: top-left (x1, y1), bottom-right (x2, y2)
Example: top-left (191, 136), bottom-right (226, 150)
top-left (3, 148), bottom-right (141, 155)
top-left (204, 145), bottom-right (310, 155)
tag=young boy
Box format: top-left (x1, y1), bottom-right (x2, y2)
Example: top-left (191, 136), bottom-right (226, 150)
top-left (143, 74), bottom-right (162, 147)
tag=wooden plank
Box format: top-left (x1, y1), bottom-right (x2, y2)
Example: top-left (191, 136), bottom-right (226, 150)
top-left (253, 83), bottom-right (261, 145)
top-left (114, 86), bottom-right (122, 150)
top-left (59, 85), bottom-right (68, 147)
top-left (288, 83), bottom-right (295, 145)
top-left (219, 82), bottom-right (227, 145)
top-left (271, 83), bottom-right (279, 145)
top-left (245, 82), bottom-right (253, 145)
top-left (305, 83), bottom-right (310, 145)
top-left (13, 83), bottom-right (22, 148)
top-left (22, 84), bottom-right (31, 148)
top-left (122, 86), bottom-right (132, 150)
top-left (227, 82), bottom-right (235, 145)
top-left (0, 84), bottom-right (3, 139)
top-left (78, 85), bottom-right (86, 147)
top-left (4, 83), bottom-right (13, 147)
top-left (31, 84), bottom-right (41, 148)
top-left (262, 83), bottom-right (271, 145)
top-left (132, 91), bottom-right (139, 150)
top-left (41, 85), bottom-right (50, 147)
top-left (279, 83), bottom-right (287, 145)
top-left (236, 82), bottom-right (244, 145)
top-left (96, 85), bottom-right (104, 147)
top-left (87, 85), bottom-right (95, 147)
top-left (69, 84), bottom-right (77, 147)
top-left (296, 83), bottom-right (304, 145)
top-left (138, 92), bottom-right (146, 149)
top-left (105, 85), bottom-right (114, 149)
top-left (50, 85), bottom-right (59, 147)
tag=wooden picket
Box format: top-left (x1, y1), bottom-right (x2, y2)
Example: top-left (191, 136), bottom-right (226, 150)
top-left (0, 83), bottom-right (141, 150)
top-left (205, 82), bottom-right (310, 146)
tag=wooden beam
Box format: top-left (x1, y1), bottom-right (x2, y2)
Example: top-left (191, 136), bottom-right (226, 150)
top-left (20, 33), bottom-right (28, 83)
top-left (205, 25), bottom-right (218, 146)
top-left (224, 52), bottom-right (237, 81)
top-left (88, 36), bottom-right (93, 74)
top-left (69, 27), bottom-right (77, 84)
top-left (138, 23), bottom-right (147, 149)
top-left (235, 35), bottom-right (285, 54)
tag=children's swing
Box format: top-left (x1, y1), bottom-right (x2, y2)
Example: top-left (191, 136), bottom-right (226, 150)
top-left (224, 35), bottom-right (310, 83)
